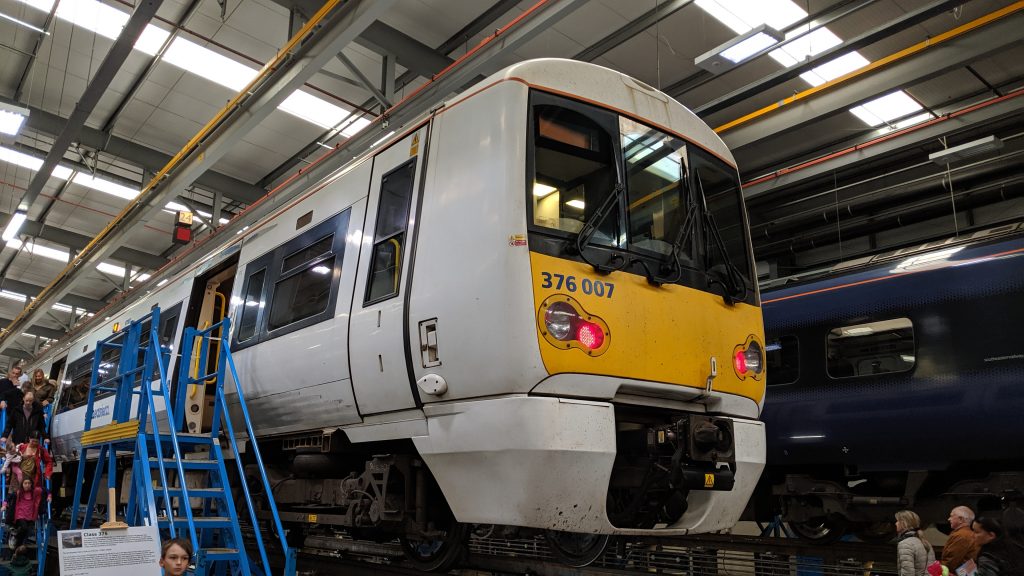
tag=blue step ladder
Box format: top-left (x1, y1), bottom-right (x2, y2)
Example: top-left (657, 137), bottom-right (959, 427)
top-left (68, 308), bottom-right (295, 575)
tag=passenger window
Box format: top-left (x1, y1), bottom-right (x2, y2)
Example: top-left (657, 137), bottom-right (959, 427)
top-left (827, 318), bottom-right (915, 378)
top-left (766, 335), bottom-right (799, 386)
top-left (365, 160), bottom-right (416, 304)
top-left (530, 97), bottom-right (621, 247)
top-left (268, 255), bottom-right (334, 330)
top-left (57, 356), bottom-right (93, 413)
top-left (232, 209), bottom-right (350, 349)
top-left (237, 268), bottom-right (266, 342)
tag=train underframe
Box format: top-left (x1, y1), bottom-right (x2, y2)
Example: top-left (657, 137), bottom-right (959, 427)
top-left (755, 465), bottom-right (1024, 542)
top-left (49, 403), bottom-right (757, 571)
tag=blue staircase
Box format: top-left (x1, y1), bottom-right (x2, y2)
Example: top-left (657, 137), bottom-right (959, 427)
top-left (68, 308), bottom-right (295, 575)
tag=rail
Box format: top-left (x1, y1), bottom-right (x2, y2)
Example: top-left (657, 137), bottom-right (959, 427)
top-left (179, 316), bottom-right (296, 574)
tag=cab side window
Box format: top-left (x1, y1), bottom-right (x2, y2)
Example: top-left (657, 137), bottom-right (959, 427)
top-left (365, 159), bottom-right (416, 304)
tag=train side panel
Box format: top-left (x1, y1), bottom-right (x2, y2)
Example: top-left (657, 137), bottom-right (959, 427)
top-left (225, 159), bottom-right (373, 434)
top-left (405, 81), bottom-right (547, 403)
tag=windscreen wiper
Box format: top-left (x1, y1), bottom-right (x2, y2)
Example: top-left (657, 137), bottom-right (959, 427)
top-left (630, 176), bottom-right (698, 287)
top-left (695, 173), bottom-right (748, 305)
top-left (571, 181), bottom-right (628, 274)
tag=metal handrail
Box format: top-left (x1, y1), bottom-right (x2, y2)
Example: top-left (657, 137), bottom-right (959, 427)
top-left (144, 323), bottom-right (196, 553)
top-left (185, 317), bottom-right (294, 573)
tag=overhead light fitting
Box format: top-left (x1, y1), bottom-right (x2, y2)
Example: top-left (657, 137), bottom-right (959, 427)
top-left (2, 210), bottom-right (28, 242)
top-left (0, 11), bottom-right (48, 35)
top-left (695, 24), bottom-right (783, 74)
top-left (0, 102), bottom-right (30, 136)
top-left (929, 135), bottom-right (1004, 165)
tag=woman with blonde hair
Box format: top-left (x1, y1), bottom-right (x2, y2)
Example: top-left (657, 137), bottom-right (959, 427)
top-left (896, 509), bottom-right (935, 575)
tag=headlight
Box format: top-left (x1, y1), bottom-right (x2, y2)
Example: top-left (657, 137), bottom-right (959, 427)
top-left (544, 301), bottom-right (577, 341)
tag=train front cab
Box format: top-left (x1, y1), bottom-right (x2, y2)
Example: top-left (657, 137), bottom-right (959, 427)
top-left (406, 60), bottom-right (767, 537)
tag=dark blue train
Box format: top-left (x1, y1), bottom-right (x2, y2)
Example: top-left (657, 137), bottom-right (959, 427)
top-left (756, 224), bottom-right (1024, 542)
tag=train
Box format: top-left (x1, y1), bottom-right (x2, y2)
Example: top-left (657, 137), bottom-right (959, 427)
top-left (757, 223), bottom-right (1024, 542)
top-left (26, 58), bottom-right (767, 569)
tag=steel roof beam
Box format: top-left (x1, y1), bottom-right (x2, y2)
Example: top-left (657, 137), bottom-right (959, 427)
top-left (14, 0), bottom-right (164, 214)
top-left (574, 0), bottom-right (695, 62)
top-left (0, 211), bottom-right (167, 270)
top-left (258, 0), bottom-right (588, 205)
top-left (0, 278), bottom-right (104, 312)
top-left (0, 0), bottom-right (393, 355)
top-left (743, 90), bottom-right (1024, 199)
top-left (2, 349), bottom-right (32, 361)
top-left (721, 11), bottom-right (1024, 151)
top-left (0, 319), bottom-right (66, 342)
top-left (20, 105), bottom-right (265, 205)
top-left (355, 21), bottom-right (452, 78)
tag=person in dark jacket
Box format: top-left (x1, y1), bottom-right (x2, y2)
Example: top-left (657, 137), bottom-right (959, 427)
top-left (2, 391), bottom-right (46, 445)
top-left (0, 369), bottom-right (23, 411)
top-left (968, 516), bottom-right (1024, 575)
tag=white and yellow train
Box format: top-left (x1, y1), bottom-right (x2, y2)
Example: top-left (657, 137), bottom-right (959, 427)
top-left (35, 58), bottom-right (766, 569)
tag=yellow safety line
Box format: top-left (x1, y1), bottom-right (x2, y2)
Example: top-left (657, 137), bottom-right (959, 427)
top-left (1, 0), bottom-right (345, 338)
top-left (80, 419), bottom-right (140, 446)
top-left (714, 1), bottom-right (1024, 134)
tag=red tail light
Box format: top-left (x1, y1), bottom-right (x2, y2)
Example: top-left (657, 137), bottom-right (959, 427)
top-left (733, 337), bottom-right (764, 379)
top-left (576, 321), bottom-right (605, 350)
top-left (734, 349), bottom-right (747, 374)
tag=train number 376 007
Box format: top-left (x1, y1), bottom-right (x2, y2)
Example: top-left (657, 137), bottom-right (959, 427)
top-left (540, 272), bottom-right (615, 298)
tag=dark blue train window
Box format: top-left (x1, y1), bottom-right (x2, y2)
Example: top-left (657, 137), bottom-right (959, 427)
top-left (766, 335), bottom-right (799, 386)
top-left (827, 318), bottom-right (915, 378)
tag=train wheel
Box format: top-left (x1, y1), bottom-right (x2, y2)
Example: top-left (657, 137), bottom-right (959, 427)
top-left (400, 521), bottom-right (468, 572)
top-left (544, 531), bottom-right (611, 567)
top-left (854, 521), bottom-right (895, 543)
top-left (788, 515), bottom-right (847, 543)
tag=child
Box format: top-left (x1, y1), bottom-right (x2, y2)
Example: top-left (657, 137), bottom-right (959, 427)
top-left (0, 444), bottom-right (22, 487)
top-left (159, 537), bottom-right (192, 576)
top-left (3, 477), bottom-right (42, 560)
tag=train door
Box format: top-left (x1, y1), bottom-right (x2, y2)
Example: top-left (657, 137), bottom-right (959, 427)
top-left (180, 255), bottom-right (237, 433)
top-left (349, 127), bottom-right (428, 415)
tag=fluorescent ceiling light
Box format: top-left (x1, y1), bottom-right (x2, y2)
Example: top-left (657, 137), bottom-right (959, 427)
top-left (695, 0), bottom-right (807, 34)
top-left (720, 31), bottom-right (780, 63)
top-left (928, 135), bottom-right (1003, 165)
top-left (0, 10), bottom-right (49, 34)
top-left (162, 37), bottom-right (252, 91)
top-left (696, 24), bottom-right (783, 72)
top-left (0, 102), bottom-right (30, 136)
top-left (849, 91), bottom-right (925, 127)
top-left (565, 199), bottom-right (585, 210)
top-left (2, 211), bottom-right (27, 242)
top-left (533, 183), bottom-right (557, 197)
top-left (1, 145), bottom-right (204, 213)
top-left (799, 52), bottom-right (869, 87)
top-left (7, 238), bottom-right (69, 262)
top-left (0, 290), bottom-right (27, 303)
top-left (17, 0), bottom-right (365, 135)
